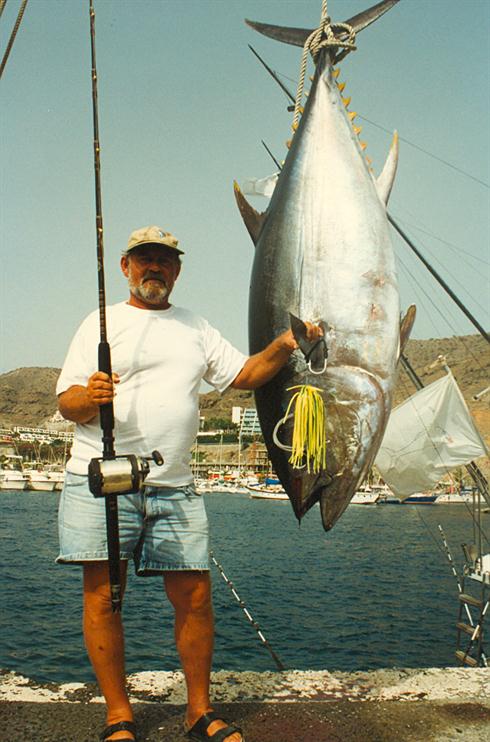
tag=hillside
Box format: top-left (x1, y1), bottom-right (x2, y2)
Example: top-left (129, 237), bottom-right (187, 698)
top-left (0, 335), bottom-right (489, 443)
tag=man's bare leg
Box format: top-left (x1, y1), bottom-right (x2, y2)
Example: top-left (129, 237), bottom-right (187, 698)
top-left (164, 571), bottom-right (242, 742)
top-left (83, 561), bottom-right (134, 742)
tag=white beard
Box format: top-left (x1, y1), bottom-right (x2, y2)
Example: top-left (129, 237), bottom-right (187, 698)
top-left (128, 272), bottom-right (169, 306)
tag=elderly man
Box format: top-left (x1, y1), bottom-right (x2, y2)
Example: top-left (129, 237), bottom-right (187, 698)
top-left (57, 225), bottom-right (321, 742)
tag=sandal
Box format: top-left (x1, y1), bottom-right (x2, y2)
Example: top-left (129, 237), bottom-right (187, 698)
top-left (100, 720), bottom-right (137, 742)
top-left (185, 711), bottom-right (244, 741)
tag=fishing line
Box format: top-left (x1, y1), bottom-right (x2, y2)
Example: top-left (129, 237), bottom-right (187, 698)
top-left (396, 253), bottom-right (489, 375)
top-left (358, 115), bottom-right (489, 189)
top-left (392, 216), bottom-right (489, 269)
top-left (392, 215), bottom-right (489, 318)
top-left (396, 252), bottom-right (464, 337)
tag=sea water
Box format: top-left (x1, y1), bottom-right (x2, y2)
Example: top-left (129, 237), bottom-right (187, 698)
top-left (0, 490), bottom-right (482, 683)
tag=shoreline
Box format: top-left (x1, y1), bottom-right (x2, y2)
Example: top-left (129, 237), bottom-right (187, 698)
top-left (1, 668), bottom-right (489, 741)
top-left (2, 666), bottom-right (490, 704)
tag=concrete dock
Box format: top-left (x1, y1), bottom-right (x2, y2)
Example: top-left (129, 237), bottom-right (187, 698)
top-left (1, 667), bottom-right (489, 741)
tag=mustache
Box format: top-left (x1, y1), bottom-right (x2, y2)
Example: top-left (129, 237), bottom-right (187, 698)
top-left (143, 272), bottom-right (166, 284)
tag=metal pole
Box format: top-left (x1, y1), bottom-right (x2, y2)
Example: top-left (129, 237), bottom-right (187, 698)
top-left (89, 0), bottom-right (122, 612)
top-left (389, 215), bottom-right (489, 344)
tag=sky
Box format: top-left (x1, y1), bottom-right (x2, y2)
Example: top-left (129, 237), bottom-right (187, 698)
top-left (1, 0), bottom-right (489, 375)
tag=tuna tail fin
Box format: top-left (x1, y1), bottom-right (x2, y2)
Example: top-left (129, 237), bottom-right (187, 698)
top-left (233, 180), bottom-right (267, 245)
top-left (376, 130), bottom-right (399, 205)
top-left (399, 305), bottom-right (417, 357)
top-left (245, 0), bottom-right (400, 48)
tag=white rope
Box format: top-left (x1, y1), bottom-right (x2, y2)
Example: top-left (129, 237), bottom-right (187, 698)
top-left (293, 0), bottom-right (356, 128)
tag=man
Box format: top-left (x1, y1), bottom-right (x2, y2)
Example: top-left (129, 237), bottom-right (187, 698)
top-left (57, 225), bottom-right (321, 742)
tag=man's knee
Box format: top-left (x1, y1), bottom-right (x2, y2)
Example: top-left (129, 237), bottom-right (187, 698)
top-left (164, 571), bottom-right (212, 614)
top-left (83, 561), bottom-right (126, 622)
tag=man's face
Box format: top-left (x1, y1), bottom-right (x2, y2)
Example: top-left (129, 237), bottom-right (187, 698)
top-left (121, 245), bottom-right (181, 308)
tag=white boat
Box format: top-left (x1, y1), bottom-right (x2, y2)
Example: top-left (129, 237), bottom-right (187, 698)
top-left (434, 491), bottom-right (476, 505)
top-left (46, 469), bottom-right (65, 491)
top-left (0, 469), bottom-right (29, 491)
top-left (24, 468), bottom-right (56, 492)
top-left (247, 483), bottom-right (288, 501)
top-left (350, 486), bottom-right (380, 505)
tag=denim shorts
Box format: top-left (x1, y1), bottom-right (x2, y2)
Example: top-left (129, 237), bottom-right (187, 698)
top-left (56, 472), bottom-right (209, 574)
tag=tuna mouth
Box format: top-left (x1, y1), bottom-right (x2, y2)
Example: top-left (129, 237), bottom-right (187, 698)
top-left (278, 365), bottom-right (388, 529)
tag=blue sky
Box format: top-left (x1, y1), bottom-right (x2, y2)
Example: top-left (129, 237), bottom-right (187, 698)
top-left (1, 0), bottom-right (489, 374)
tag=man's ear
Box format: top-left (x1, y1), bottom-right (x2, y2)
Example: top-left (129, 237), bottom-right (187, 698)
top-left (121, 255), bottom-right (129, 278)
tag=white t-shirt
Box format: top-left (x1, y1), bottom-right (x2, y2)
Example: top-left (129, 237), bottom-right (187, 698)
top-left (56, 302), bottom-right (248, 486)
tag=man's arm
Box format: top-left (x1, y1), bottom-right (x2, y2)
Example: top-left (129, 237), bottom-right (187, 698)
top-left (58, 372), bottom-right (119, 423)
top-left (231, 324), bottom-right (322, 390)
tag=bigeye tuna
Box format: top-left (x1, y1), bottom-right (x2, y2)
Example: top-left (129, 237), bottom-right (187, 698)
top-left (234, 0), bottom-right (416, 531)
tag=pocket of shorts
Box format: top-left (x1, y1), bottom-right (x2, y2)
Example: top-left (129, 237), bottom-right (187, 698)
top-left (64, 472), bottom-right (88, 488)
top-left (183, 484), bottom-right (201, 497)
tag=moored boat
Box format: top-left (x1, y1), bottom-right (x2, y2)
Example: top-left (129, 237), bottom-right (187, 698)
top-left (247, 483), bottom-right (288, 501)
top-left (402, 492), bottom-right (438, 505)
top-left (0, 469), bottom-right (29, 491)
top-left (24, 468), bottom-right (56, 492)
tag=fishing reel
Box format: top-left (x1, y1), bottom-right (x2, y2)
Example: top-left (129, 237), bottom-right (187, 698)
top-left (88, 450), bottom-right (164, 498)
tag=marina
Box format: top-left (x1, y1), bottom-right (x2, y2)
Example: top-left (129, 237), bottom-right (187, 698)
top-left (1, 488), bottom-right (488, 685)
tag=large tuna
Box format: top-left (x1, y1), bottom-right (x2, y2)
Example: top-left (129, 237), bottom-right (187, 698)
top-left (235, 0), bottom-right (415, 530)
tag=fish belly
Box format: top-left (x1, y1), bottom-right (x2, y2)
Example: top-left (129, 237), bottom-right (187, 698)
top-left (249, 61), bottom-right (399, 530)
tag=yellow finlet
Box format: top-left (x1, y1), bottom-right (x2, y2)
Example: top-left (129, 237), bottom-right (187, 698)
top-left (353, 125), bottom-right (362, 135)
top-left (292, 121), bottom-right (299, 131)
top-left (348, 111), bottom-right (357, 121)
top-left (336, 82), bottom-right (346, 92)
top-left (342, 96), bottom-right (351, 107)
top-left (286, 139), bottom-right (292, 149)
top-left (332, 68), bottom-right (340, 78)
top-left (360, 141), bottom-right (367, 150)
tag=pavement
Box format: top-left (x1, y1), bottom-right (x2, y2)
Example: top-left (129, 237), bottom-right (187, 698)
top-left (1, 668), bottom-right (489, 742)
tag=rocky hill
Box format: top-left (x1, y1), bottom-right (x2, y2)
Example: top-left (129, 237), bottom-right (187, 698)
top-left (1, 335), bottom-right (489, 443)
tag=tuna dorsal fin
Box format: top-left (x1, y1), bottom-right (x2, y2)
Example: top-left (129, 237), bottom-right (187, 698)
top-left (376, 130), bottom-right (399, 205)
top-left (399, 304), bottom-right (416, 356)
top-left (245, 1), bottom-right (400, 48)
top-left (233, 181), bottom-right (267, 246)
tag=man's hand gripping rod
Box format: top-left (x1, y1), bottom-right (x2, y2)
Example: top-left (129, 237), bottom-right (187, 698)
top-left (87, 1), bottom-right (162, 612)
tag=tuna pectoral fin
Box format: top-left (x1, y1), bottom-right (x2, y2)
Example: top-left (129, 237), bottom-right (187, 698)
top-left (245, 1), bottom-right (400, 48)
top-left (233, 180), bottom-right (267, 245)
top-left (399, 304), bottom-right (417, 356)
top-left (289, 313), bottom-right (328, 372)
top-left (376, 130), bottom-right (398, 205)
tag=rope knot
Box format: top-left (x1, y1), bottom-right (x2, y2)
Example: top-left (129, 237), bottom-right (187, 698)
top-left (292, 7), bottom-right (357, 127)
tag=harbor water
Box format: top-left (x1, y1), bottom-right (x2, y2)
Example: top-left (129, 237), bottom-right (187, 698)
top-left (0, 489), bottom-right (484, 684)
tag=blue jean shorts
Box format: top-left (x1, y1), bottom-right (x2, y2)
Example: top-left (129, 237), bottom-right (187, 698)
top-left (57, 472), bottom-right (209, 574)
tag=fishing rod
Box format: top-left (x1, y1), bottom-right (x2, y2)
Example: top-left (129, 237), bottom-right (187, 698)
top-left (87, 0), bottom-right (162, 612)
top-left (249, 45), bottom-right (490, 345)
top-left (209, 551), bottom-right (285, 670)
top-left (0, 0), bottom-right (28, 80)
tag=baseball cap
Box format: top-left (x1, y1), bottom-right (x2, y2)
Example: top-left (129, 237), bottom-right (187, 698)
top-left (125, 225), bottom-right (184, 255)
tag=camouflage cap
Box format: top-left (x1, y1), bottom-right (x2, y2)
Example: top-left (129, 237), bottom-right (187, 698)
top-left (125, 225), bottom-right (184, 255)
